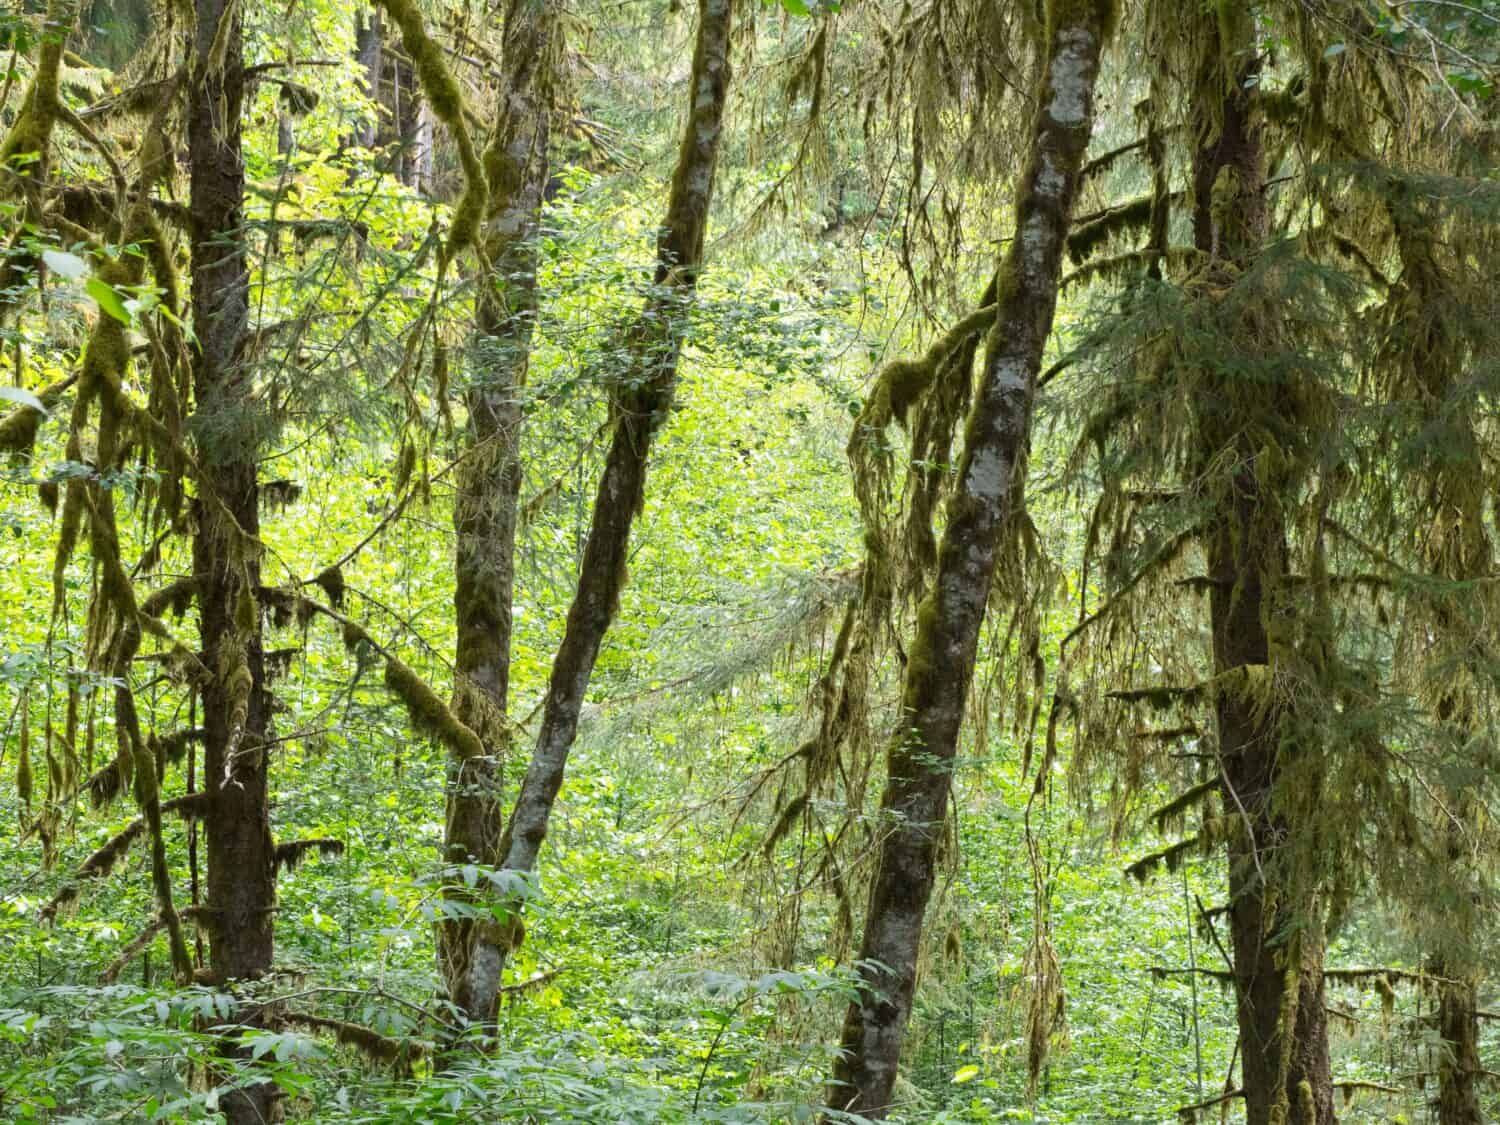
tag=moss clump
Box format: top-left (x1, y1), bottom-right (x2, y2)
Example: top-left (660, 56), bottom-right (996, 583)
top-left (382, 655), bottom-right (486, 761)
top-left (1067, 193), bottom-right (1157, 265)
top-left (234, 584), bottom-right (257, 634)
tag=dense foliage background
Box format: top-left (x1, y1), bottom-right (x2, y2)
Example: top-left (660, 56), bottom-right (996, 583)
top-left (0, 0), bottom-right (1497, 1120)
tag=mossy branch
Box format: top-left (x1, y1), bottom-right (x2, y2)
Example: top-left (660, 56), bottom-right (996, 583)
top-left (279, 1012), bottom-right (426, 1071)
top-left (374, 0), bottom-right (487, 269)
top-left (1125, 836), bottom-right (1201, 882)
top-left (1149, 778), bottom-right (1219, 833)
top-left (98, 915), bottom-right (170, 983)
top-left (1107, 682), bottom-right (1208, 711)
top-left (270, 590), bottom-right (487, 763)
top-left (37, 791), bottom-right (210, 922)
top-left (1068, 193), bottom-right (1175, 265)
top-left (850, 303), bottom-right (998, 439)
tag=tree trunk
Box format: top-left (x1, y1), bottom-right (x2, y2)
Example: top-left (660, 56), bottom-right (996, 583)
top-left (353, 9), bottom-right (382, 151)
top-left (488, 0), bottom-right (734, 969)
top-left (826, 5), bottom-right (1111, 1115)
top-left (410, 101), bottom-right (433, 193)
top-left (188, 0), bottom-right (277, 1120)
top-left (440, 0), bottom-right (557, 1026)
top-left (1190, 9), bottom-right (1333, 1124)
top-left (1435, 971), bottom-right (1484, 1125)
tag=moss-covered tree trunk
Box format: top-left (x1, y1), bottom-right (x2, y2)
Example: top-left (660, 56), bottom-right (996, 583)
top-left (440, 0), bottom-right (557, 1027)
top-left (826, 3), bottom-right (1112, 1115)
top-left (1434, 968), bottom-right (1484, 1124)
top-left (1189, 11), bottom-right (1333, 1125)
top-left (490, 0), bottom-right (734, 967)
top-left (189, 0), bottom-right (277, 1120)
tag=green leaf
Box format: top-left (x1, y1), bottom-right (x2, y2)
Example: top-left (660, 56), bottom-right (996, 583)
top-left (86, 277), bottom-right (132, 325)
top-left (41, 249), bottom-right (87, 280)
top-left (0, 386), bottom-right (47, 415)
top-left (952, 1064), bottom-right (980, 1084)
top-left (780, 0), bottom-right (811, 15)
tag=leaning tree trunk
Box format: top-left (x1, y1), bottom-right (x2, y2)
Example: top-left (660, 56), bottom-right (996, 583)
top-left (1189, 9), bottom-right (1333, 1124)
top-left (485, 0), bottom-right (734, 977)
top-left (826, 3), bottom-right (1112, 1115)
top-left (189, 0), bottom-right (277, 1121)
top-left (440, 0), bottom-right (558, 1026)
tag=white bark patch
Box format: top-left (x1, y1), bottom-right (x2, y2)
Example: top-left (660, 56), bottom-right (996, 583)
top-left (1021, 210), bottom-right (1055, 283)
top-left (1045, 29), bottom-right (1095, 128)
top-left (965, 444), bottom-right (1009, 502)
top-left (1035, 150), bottom-right (1065, 200)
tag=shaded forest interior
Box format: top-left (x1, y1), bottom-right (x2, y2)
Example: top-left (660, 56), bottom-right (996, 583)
top-left (0, 0), bottom-right (1498, 1120)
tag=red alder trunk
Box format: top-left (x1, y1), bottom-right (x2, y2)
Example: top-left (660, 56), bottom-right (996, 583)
top-left (827, 2), bottom-right (1113, 1115)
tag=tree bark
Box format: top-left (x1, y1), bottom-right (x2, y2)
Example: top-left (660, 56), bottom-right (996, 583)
top-left (354, 9), bottom-right (382, 151)
top-left (1435, 972), bottom-right (1484, 1125)
top-left (488, 0), bottom-right (734, 968)
top-left (189, 0), bottom-right (277, 1120)
top-left (440, 0), bottom-right (557, 1026)
top-left (826, 4), bottom-right (1111, 1115)
top-left (1190, 10), bottom-right (1333, 1124)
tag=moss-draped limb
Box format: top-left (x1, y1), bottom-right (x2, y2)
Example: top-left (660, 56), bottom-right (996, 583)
top-left (0, 0), bottom-right (80, 176)
top-left (374, 0), bottom-right (486, 269)
top-left (850, 302), bottom-right (999, 440)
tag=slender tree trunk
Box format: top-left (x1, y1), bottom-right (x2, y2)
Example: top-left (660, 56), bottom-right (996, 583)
top-left (189, 1), bottom-right (276, 1120)
top-left (354, 9), bottom-right (382, 151)
top-left (488, 0), bottom-right (734, 968)
top-left (1190, 10), bottom-right (1333, 1124)
top-left (410, 102), bottom-right (433, 193)
top-left (440, 0), bottom-right (557, 1026)
top-left (826, 5), bottom-right (1111, 1115)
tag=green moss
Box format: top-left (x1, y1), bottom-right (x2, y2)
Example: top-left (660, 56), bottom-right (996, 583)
top-left (234, 585), bottom-right (257, 634)
top-left (382, 655), bottom-right (486, 761)
top-left (375, 0), bottom-right (487, 267)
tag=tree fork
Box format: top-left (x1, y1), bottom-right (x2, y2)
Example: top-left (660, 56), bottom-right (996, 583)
top-left (826, 1), bottom-right (1114, 1115)
top-left (440, 0), bottom-right (560, 1027)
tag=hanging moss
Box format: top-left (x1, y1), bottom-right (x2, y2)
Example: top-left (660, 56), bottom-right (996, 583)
top-left (1124, 836), bottom-right (1200, 883)
top-left (1148, 777), bottom-right (1218, 833)
top-left (852, 303), bottom-right (997, 439)
top-left (273, 837), bottom-right (345, 873)
top-left (1067, 193), bottom-right (1161, 265)
top-left (16, 698), bottom-right (32, 807)
top-left (313, 563), bottom-right (346, 610)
